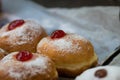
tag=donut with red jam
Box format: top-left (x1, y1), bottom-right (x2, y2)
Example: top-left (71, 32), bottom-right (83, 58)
top-left (37, 30), bottom-right (98, 77)
top-left (0, 51), bottom-right (58, 80)
top-left (0, 19), bottom-right (47, 53)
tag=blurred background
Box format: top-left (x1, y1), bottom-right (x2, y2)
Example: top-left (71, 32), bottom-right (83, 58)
top-left (32, 0), bottom-right (120, 8)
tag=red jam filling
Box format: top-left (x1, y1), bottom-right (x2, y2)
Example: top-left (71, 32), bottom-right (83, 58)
top-left (16, 51), bottom-right (33, 62)
top-left (8, 19), bottom-right (25, 30)
top-left (51, 30), bottom-right (66, 39)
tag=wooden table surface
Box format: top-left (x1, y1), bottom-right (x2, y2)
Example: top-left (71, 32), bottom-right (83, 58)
top-left (33, 0), bottom-right (120, 8)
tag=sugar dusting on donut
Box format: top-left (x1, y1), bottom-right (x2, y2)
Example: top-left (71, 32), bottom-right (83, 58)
top-left (0, 52), bottom-right (50, 80)
top-left (0, 20), bottom-right (43, 46)
top-left (38, 33), bottom-right (88, 53)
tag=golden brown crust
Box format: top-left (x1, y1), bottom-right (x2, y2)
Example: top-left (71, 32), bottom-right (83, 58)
top-left (0, 20), bottom-right (47, 53)
top-left (37, 34), bottom-right (98, 77)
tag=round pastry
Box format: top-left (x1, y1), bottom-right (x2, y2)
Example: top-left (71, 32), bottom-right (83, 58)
top-left (0, 19), bottom-right (47, 53)
top-left (75, 66), bottom-right (120, 80)
top-left (0, 48), bottom-right (8, 60)
top-left (0, 51), bottom-right (58, 80)
top-left (37, 30), bottom-right (98, 77)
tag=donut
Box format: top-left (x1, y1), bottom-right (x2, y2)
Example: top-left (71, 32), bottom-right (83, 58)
top-left (75, 66), bottom-right (120, 80)
top-left (0, 48), bottom-right (8, 60)
top-left (0, 19), bottom-right (47, 53)
top-left (37, 30), bottom-right (98, 77)
top-left (0, 51), bottom-right (58, 80)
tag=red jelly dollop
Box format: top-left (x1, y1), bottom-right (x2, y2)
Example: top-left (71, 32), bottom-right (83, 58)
top-left (51, 30), bottom-right (66, 39)
top-left (8, 19), bottom-right (25, 30)
top-left (16, 51), bottom-right (33, 62)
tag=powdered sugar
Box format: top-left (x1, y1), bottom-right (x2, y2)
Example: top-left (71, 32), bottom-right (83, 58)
top-left (38, 34), bottom-right (88, 53)
top-left (52, 34), bottom-right (87, 53)
top-left (70, 34), bottom-right (88, 42)
top-left (25, 55), bottom-right (48, 72)
top-left (53, 39), bottom-right (72, 51)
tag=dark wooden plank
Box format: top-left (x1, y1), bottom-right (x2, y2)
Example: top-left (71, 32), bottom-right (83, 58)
top-left (33, 0), bottom-right (120, 8)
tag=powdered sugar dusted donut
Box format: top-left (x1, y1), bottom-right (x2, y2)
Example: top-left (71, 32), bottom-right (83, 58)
top-left (37, 30), bottom-right (98, 77)
top-left (75, 66), bottom-right (120, 80)
top-left (0, 19), bottom-right (47, 52)
top-left (0, 51), bottom-right (58, 80)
